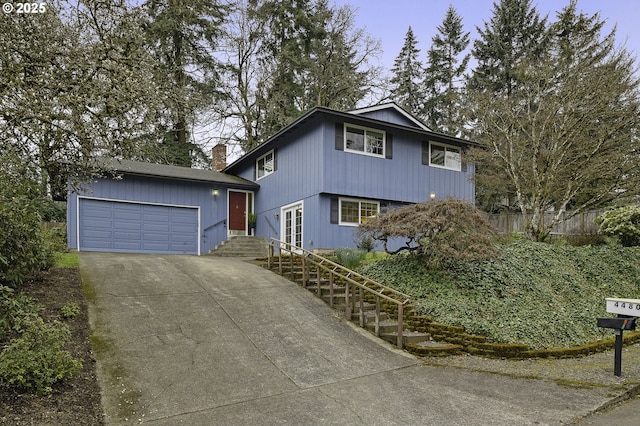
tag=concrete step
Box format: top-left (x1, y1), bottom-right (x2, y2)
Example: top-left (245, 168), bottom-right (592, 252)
top-left (364, 319), bottom-right (403, 334)
top-left (210, 237), bottom-right (268, 258)
top-left (407, 340), bottom-right (463, 357)
top-left (380, 330), bottom-right (431, 346)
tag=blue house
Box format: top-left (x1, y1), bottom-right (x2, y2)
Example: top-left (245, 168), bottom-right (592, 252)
top-left (67, 103), bottom-right (475, 254)
top-left (223, 102), bottom-right (474, 251)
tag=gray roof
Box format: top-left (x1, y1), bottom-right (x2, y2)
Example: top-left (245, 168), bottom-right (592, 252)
top-left (104, 158), bottom-right (258, 188)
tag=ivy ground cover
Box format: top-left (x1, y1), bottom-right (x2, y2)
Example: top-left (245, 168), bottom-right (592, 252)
top-left (361, 240), bottom-right (640, 349)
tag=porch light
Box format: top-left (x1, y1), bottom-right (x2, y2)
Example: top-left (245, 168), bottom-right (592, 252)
top-left (274, 212), bottom-right (279, 220)
top-left (430, 192), bottom-right (436, 200)
top-left (213, 188), bottom-right (219, 197)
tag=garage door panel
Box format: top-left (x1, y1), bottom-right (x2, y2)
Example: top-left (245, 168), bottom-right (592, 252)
top-left (82, 239), bottom-right (114, 249)
top-left (171, 242), bottom-right (197, 251)
top-left (144, 213), bottom-right (171, 223)
top-left (172, 224), bottom-right (198, 233)
top-left (81, 218), bottom-right (112, 228)
top-left (114, 212), bottom-right (143, 221)
top-left (83, 209), bottom-right (112, 219)
top-left (171, 213), bottom-right (197, 223)
top-left (171, 233), bottom-right (197, 242)
top-left (113, 242), bottom-right (144, 250)
top-left (82, 229), bottom-right (113, 238)
top-left (142, 233), bottom-right (170, 241)
top-left (113, 222), bottom-right (143, 231)
top-left (144, 223), bottom-right (170, 232)
top-left (113, 231), bottom-right (142, 240)
top-left (79, 199), bottom-right (198, 254)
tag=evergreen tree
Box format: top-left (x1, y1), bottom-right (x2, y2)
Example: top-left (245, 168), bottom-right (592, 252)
top-left (423, 5), bottom-right (470, 135)
top-left (300, 1), bottom-right (380, 112)
top-left (220, 0), bottom-right (381, 151)
top-left (249, 0), bottom-right (318, 137)
top-left (389, 27), bottom-right (424, 116)
top-left (143, 0), bottom-right (228, 166)
top-left (469, 0), bottom-right (549, 97)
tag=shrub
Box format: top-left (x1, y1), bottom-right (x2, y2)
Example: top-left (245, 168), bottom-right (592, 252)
top-left (0, 285), bottom-right (42, 334)
top-left (595, 206), bottom-right (640, 247)
top-left (0, 316), bottom-right (82, 394)
top-left (0, 161), bottom-right (59, 286)
top-left (355, 235), bottom-right (375, 253)
top-left (334, 248), bottom-right (367, 269)
top-left (0, 200), bottom-right (56, 286)
top-left (1, 287), bottom-right (81, 395)
top-left (60, 302), bottom-right (81, 319)
top-left (358, 199), bottom-right (499, 268)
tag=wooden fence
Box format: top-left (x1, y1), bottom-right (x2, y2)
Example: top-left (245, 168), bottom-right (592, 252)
top-left (487, 208), bottom-right (606, 235)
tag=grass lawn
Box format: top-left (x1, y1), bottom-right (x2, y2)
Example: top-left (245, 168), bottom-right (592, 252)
top-left (54, 251), bottom-right (79, 268)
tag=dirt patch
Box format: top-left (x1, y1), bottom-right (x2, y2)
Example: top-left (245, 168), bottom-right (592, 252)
top-left (0, 267), bottom-right (104, 425)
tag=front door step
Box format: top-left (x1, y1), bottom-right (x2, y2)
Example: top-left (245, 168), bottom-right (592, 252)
top-left (210, 236), bottom-right (268, 258)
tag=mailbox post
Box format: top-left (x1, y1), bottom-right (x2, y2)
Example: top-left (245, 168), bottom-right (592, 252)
top-left (597, 298), bottom-right (640, 377)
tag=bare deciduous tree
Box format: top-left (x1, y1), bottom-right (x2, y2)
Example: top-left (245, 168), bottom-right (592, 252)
top-left (467, 2), bottom-right (640, 241)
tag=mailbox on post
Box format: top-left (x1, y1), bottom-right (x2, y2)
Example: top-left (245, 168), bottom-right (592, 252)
top-left (597, 298), bottom-right (640, 376)
top-left (597, 317), bottom-right (637, 330)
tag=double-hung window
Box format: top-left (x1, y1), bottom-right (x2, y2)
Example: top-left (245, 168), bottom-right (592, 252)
top-left (429, 142), bottom-right (461, 171)
top-left (339, 198), bottom-right (379, 226)
top-left (256, 150), bottom-right (275, 180)
top-left (344, 124), bottom-right (385, 157)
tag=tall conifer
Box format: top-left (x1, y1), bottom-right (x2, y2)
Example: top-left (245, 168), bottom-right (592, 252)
top-left (389, 27), bottom-right (424, 116)
top-left (424, 6), bottom-right (470, 135)
top-left (470, 0), bottom-right (549, 97)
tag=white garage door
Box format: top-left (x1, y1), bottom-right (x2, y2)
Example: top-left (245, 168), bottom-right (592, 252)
top-left (78, 198), bottom-right (199, 254)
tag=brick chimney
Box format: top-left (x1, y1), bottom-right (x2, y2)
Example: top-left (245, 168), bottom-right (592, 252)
top-left (211, 144), bottom-right (226, 171)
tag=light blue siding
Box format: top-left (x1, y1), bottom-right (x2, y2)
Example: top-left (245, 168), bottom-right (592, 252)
top-left (353, 109), bottom-right (420, 128)
top-left (324, 122), bottom-right (474, 202)
top-left (68, 175), bottom-right (232, 254)
top-left (235, 123), bottom-right (325, 244)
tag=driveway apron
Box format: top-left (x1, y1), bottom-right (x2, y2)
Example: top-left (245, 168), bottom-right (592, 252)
top-left (80, 253), bottom-right (616, 425)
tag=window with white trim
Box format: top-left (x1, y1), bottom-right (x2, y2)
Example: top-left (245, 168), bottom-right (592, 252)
top-left (339, 198), bottom-right (380, 226)
top-left (429, 142), bottom-right (461, 171)
top-left (256, 150), bottom-right (275, 180)
top-left (344, 124), bottom-right (385, 157)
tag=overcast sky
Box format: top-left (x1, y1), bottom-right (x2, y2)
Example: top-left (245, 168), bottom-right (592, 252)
top-left (332, 0), bottom-right (639, 72)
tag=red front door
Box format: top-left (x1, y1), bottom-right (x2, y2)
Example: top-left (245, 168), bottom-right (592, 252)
top-left (228, 191), bottom-right (247, 233)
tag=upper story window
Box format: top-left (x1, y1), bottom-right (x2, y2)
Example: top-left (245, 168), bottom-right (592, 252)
top-left (429, 142), bottom-right (461, 171)
top-left (344, 124), bottom-right (385, 158)
top-left (256, 149), bottom-right (275, 180)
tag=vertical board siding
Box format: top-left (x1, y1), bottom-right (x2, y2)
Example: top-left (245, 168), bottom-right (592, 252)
top-left (354, 109), bottom-right (419, 128)
top-left (226, 115), bottom-right (474, 251)
top-left (235, 122), bottom-right (325, 215)
top-left (314, 195), bottom-right (419, 252)
top-left (323, 122), bottom-right (474, 203)
top-left (68, 175), bottom-right (230, 253)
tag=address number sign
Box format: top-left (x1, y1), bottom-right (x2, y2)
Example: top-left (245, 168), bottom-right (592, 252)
top-left (606, 298), bottom-right (640, 317)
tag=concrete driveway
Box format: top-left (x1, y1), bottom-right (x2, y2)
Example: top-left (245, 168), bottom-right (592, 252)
top-left (80, 253), bottom-right (617, 425)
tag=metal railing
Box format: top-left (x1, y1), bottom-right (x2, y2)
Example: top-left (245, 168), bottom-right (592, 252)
top-left (267, 238), bottom-right (411, 349)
